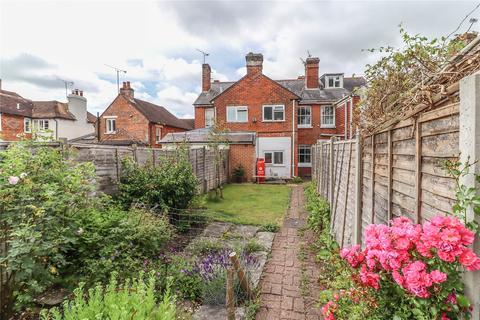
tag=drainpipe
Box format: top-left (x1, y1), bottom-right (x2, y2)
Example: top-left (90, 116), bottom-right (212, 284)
top-left (349, 96), bottom-right (354, 138)
top-left (291, 99), bottom-right (296, 178)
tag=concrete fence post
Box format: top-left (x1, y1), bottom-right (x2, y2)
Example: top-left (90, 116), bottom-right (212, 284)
top-left (459, 72), bottom-right (480, 320)
top-left (354, 133), bottom-right (363, 246)
top-left (329, 137), bottom-right (335, 206)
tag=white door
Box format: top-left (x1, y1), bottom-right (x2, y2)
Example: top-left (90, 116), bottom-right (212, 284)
top-left (257, 137), bottom-right (291, 178)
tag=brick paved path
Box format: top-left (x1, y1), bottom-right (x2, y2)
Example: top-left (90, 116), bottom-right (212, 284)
top-left (256, 185), bottom-right (322, 320)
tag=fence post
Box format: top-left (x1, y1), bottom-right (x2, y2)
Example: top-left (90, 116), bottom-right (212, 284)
top-left (203, 147), bottom-right (207, 193)
top-left (354, 133), bottom-right (363, 246)
top-left (329, 137), bottom-right (335, 206)
top-left (226, 268), bottom-right (235, 320)
top-left (459, 72), bottom-right (480, 320)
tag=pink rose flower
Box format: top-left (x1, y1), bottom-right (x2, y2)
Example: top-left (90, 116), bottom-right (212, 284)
top-left (430, 270), bottom-right (447, 284)
top-left (8, 176), bottom-right (19, 185)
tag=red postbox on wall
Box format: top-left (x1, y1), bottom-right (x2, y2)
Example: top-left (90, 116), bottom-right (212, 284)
top-left (256, 158), bottom-right (265, 183)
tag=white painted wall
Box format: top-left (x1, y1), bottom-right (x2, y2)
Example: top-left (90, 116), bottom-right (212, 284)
top-left (256, 136), bottom-right (291, 178)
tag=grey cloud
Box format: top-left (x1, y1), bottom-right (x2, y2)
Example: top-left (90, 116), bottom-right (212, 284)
top-left (1, 53), bottom-right (100, 92)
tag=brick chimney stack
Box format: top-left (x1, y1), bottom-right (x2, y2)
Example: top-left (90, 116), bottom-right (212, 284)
top-left (246, 52), bottom-right (263, 75)
top-left (120, 81), bottom-right (134, 99)
top-left (305, 57), bottom-right (320, 89)
top-left (202, 64), bottom-right (211, 92)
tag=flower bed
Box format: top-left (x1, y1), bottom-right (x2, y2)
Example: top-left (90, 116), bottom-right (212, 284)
top-left (322, 216), bottom-right (480, 320)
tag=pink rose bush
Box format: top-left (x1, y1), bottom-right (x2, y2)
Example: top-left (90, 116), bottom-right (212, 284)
top-left (323, 215), bottom-right (479, 319)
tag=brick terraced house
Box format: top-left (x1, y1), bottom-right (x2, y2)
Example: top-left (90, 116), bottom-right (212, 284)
top-left (182, 53), bottom-right (364, 180)
top-left (98, 81), bottom-right (193, 147)
top-left (0, 81), bottom-right (96, 141)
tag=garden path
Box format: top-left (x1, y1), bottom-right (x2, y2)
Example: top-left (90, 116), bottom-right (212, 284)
top-left (256, 185), bottom-right (322, 320)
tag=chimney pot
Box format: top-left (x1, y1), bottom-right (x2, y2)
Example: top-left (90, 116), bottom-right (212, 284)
top-left (245, 52), bottom-right (263, 75)
top-left (80, 90), bottom-right (83, 97)
top-left (120, 80), bottom-right (134, 99)
top-left (305, 57), bottom-right (320, 89)
top-left (202, 64), bottom-right (211, 92)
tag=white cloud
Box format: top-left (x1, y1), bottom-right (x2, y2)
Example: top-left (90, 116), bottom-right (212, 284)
top-left (1, 0), bottom-right (478, 119)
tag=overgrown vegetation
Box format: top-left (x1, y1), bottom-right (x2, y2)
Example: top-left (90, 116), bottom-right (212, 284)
top-left (40, 272), bottom-right (176, 320)
top-left (359, 26), bottom-right (470, 132)
top-left (0, 141), bottom-right (180, 316)
top-left (117, 151), bottom-right (198, 212)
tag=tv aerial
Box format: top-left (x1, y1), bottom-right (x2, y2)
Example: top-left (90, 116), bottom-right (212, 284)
top-left (196, 48), bottom-right (210, 64)
top-left (105, 64), bottom-right (127, 93)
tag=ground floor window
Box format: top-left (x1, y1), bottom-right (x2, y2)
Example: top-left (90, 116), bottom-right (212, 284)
top-left (155, 127), bottom-right (162, 143)
top-left (205, 108), bottom-right (215, 127)
top-left (264, 151), bottom-right (284, 165)
top-left (298, 145), bottom-right (311, 165)
top-left (33, 119), bottom-right (49, 131)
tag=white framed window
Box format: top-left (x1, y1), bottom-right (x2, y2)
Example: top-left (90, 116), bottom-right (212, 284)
top-left (326, 75), bottom-right (343, 88)
top-left (155, 127), bottom-right (162, 143)
top-left (205, 108), bottom-right (215, 127)
top-left (33, 119), bottom-right (49, 131)
top-left (264, 151), bottom-right (284, 165)
top-left (105, 118), bottom-right (116, 134)
top-left (297, 106), bottom-right (311, 127)
top-left (24, 118), bottom-right (31, 133)
top-left (226, 106), bottom-right (248, 123)
top-left (298, 145), bottom-right (312, 166)
top-left (263, 105), bottom-right (285, 122)
top-left (321, 105), bottom-right (335, 128)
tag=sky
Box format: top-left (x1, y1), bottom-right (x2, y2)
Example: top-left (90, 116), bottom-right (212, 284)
top-left (1, 0), bottom-right (479, 118)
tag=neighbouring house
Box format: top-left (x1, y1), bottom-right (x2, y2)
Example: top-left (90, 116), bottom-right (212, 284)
top-left (0, 81), bottom-right (96, 141)
top-left (98, 81), bottom-right (193, 147)
top-left (179, 53), bottom-right (365, 180)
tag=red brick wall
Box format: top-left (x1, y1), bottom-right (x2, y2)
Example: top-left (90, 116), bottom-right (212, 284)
top-left (99, 95), bottom-right (150, 144)
top-left (194, 107), bottom-right (206, 129)
top-left (229, 144), bottom-right (255, 182)
top-left (213, 73), bottom-right (298, 176)
top-left (0, 114), bottom-right (31, 141)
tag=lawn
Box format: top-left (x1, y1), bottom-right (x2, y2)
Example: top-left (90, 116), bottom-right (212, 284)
top-left (205, 183), bottom-right (291, 225)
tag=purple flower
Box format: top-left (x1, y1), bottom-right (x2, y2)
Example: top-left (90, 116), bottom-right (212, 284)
top-left (8, 176), bottom-right (19, 185)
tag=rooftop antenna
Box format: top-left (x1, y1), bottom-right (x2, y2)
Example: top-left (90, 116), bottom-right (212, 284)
top-left (307, 50), bottom-right (312, 58)
top-left (196, 48), bottom-right (210, 64)
top-left (467, 17), bottom-right (478, 32)
top-left (58, 78), bottom-right (74, 99)
top-left (105, 64), bottom-right (127, 93)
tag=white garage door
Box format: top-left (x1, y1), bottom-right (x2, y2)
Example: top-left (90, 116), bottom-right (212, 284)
top-left (257, 137), bottom-right (291, 178)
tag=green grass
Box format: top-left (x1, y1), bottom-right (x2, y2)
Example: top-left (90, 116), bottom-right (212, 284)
top-left (205, 184), bottom-right (291, 225)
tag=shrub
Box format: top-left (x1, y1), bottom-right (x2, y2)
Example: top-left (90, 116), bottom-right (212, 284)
top-left (244, 240), bottom-right (265, 253)
top-left (233, 165), bottom-right (245, 183)
top-left (323, 216), bottom-right (480, 320)
top-left (40, 272), bottom-right (176, 320)
top-left (260, 222), bottom-right (280, 233)
top-left (70, 205), bottom-right (173, 283)
top-left (118, 151), bottom-right (198, 211)
top-left (0, 141), bottom-right (97, 312)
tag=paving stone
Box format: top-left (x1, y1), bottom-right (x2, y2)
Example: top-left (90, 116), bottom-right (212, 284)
top-left (193, 305), bottom-right (245, 320)
top-left (255, 231), bottom-right (276, 250)
top-left (249, 251), bottom-right (268, 288)
top-left (201, 222), bottom-right (233, 238)
top-left (231, 224), bottom-right (260, 238)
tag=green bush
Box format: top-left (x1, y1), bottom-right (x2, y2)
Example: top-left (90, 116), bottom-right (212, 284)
top-left (0, 141), bottom-right (97, 311)
top-left (117, 152), bottom-right (198, 211)
top-left (232, 165), bottom-right (245, 183)
top-left (244, 239), bottom-right (265, 253)
top-left (70, 205), bottom-right (173, 283)
top-left (40, 272), bottom-right (176, 320)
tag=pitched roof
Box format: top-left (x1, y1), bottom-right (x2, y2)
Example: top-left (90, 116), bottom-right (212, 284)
top-left (132, 98), bottom-right (193, 130)
top-left (87, 112), bottom-right (97, 124)
top-left (32, 101), bottom-right (76, 120)
top-left (194, 76), bottom-right (365, 106)
top-left (0, 89), bottom-right (34, 117)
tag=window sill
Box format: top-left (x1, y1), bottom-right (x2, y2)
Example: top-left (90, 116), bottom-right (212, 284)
top-left (298, 125), bottom-right (313, 129)
top-left (298, 163), bottom-right (312, 168)
top-left (262, 120), bottom-right (285, 123)
top-left (105, 132), bottom-right (117, 135)
top-left (320, 125), bottom-right (336, 129)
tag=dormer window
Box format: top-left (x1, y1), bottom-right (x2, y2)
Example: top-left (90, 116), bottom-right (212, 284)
top-left (326, 75), bottom-right (343, 88)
